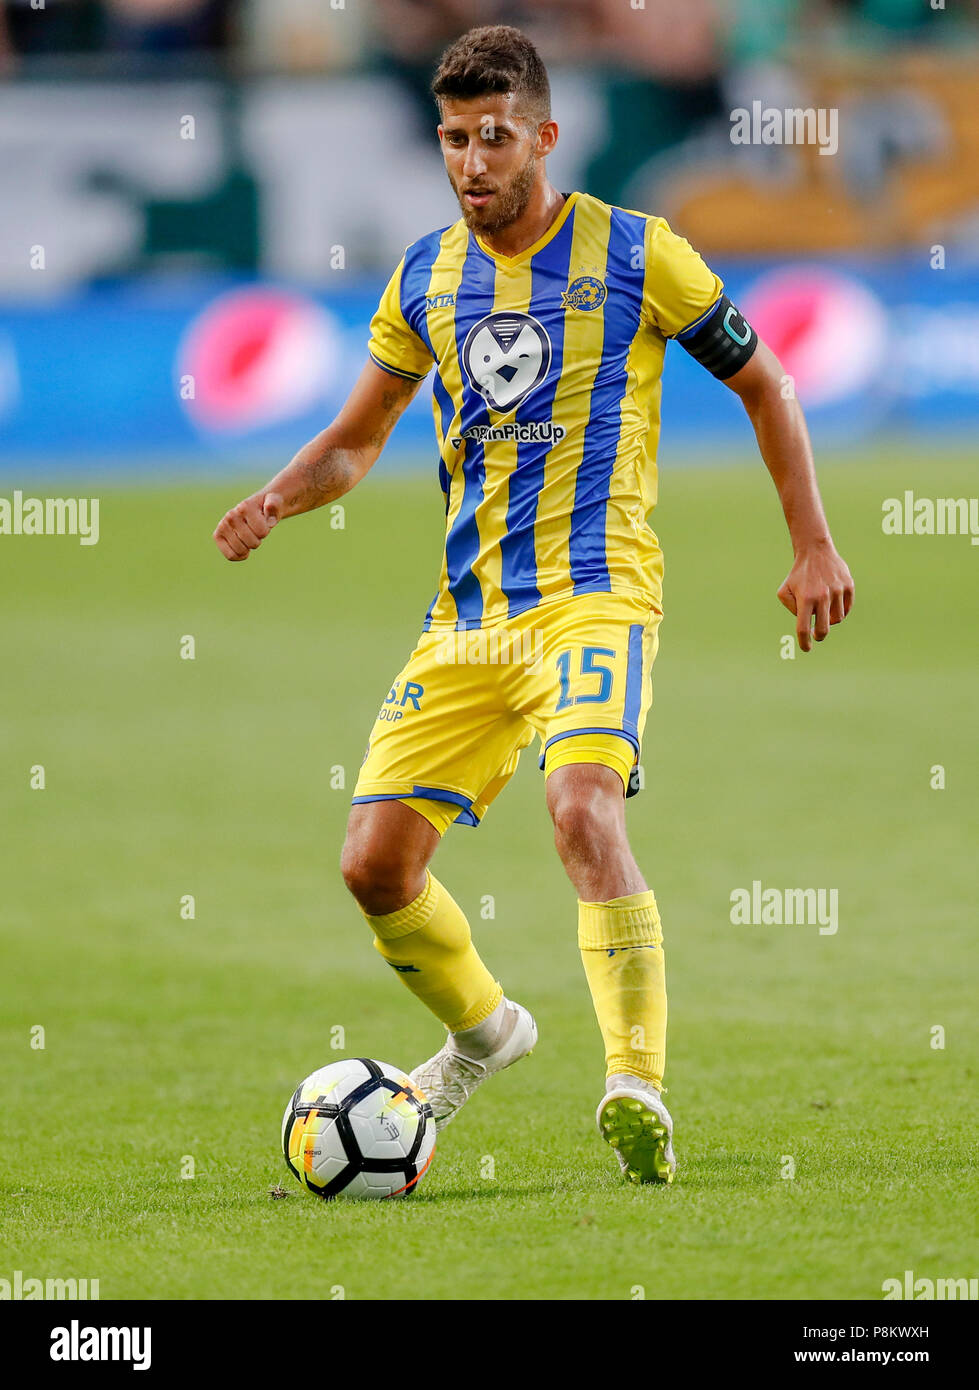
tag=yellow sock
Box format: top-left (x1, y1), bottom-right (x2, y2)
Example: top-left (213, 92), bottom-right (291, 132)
top-left (365, 872), bottom-right (502, 1033)
top-left (578, 890), bottom-right (666, 1088)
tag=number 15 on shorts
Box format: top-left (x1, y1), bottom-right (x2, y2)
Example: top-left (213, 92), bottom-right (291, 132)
top-left (555, 647), bottom-right (616, 711)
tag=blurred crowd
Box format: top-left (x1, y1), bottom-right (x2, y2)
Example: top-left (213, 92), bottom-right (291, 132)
top-left (1, 0), bottom-right (975, 71)
top-left (5, 1), bottom-right (976, 188)
top-left (2, 0), bottom-right (976, 269)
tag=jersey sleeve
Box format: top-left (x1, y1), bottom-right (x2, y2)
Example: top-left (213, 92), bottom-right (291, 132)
top-left (642, 217), bottom-right (724, 339)
top-left (367, 257), bottom-right (435, 382)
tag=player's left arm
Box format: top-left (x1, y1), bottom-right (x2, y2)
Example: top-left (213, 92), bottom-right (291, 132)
top-left (648, 214), bottom-right (854, 651)
top-left (723, 338), bottom-right (855, 652)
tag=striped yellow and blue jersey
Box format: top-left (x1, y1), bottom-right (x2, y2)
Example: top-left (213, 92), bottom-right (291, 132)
top-left (367, 190), bottom-right (722, 631)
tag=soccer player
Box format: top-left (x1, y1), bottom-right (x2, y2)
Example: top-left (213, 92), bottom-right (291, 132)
top-left (214, 26), bottom-right (854, 1184)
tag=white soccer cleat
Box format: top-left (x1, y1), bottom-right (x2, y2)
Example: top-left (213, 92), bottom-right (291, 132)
top-left (409, 999), bottom-right (537, 1133)
top-left (597, 1073), bottom-right (677, 1185)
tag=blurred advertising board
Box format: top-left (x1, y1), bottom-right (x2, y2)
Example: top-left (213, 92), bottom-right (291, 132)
top-left (1, 259), bottom-right (976, 472)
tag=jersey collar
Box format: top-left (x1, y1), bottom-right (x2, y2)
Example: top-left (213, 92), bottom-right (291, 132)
top-left (472, 191), bottom-right (580, 267)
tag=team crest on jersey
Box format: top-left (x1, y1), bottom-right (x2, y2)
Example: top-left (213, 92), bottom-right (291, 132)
top-left (461, 311), bottom-right (552, 412)
top-left (562, 275), bottom-right (607, 311)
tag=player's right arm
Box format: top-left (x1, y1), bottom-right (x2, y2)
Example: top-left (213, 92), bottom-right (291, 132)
top-left (213, 360), bottom-right (422, 561)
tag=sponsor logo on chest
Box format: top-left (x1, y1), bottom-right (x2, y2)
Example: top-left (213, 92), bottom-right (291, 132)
top-left (430, 275), bottom-right (611, 449)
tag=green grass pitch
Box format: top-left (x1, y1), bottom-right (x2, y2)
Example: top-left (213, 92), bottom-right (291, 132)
top-left (1, 447), bottom-right (976, 1300)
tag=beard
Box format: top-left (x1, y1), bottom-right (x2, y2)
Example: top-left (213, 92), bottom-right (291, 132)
top-left (451, 150), bottom-right (538, 235)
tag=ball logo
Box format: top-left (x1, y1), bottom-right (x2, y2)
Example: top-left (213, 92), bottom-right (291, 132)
top-left (462, 311), bottom-right (552, 412)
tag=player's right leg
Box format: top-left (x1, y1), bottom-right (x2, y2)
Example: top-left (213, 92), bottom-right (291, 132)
top-left (341, 633), bottom-right (537, 1130)
top-left (341, 799), bottom-right (537, 1131)
top-left (341, 797), bottom-right (438, 915)
top-left (341, 797), bottom-right (502, 1034)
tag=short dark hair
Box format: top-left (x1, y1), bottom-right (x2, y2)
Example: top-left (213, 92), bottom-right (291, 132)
top-left (431, 25), bottom-right (551, 126)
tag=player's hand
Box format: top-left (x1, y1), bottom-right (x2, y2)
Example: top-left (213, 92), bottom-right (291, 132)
top-left (777, 542), bottom-right (854, 652)
top-left (213, 491), bottom-right (282, 561)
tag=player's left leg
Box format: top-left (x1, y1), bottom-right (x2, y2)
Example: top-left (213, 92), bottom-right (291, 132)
top-left (509, 589), bottom-right (674, 1183)
top-left (545, 761), bottom-right (676, 1184)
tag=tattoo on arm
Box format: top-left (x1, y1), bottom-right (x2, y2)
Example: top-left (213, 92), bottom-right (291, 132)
top-left (364, 386), bottom-right (406, 450)
top-left (296, 446), bottom-right (351, 508)
top-left (287, 377), bottom-right (418, 512)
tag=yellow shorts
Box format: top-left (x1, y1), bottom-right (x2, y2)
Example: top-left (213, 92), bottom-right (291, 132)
top-left (352, 592), bottom-right (662, 835)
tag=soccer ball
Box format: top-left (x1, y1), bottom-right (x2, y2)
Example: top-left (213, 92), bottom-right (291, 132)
top-left (281, 1058), bottom-right (436, 1200)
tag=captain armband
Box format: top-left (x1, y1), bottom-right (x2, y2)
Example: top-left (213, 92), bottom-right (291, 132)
top-left (675, 295), bottom-right (758, 380)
